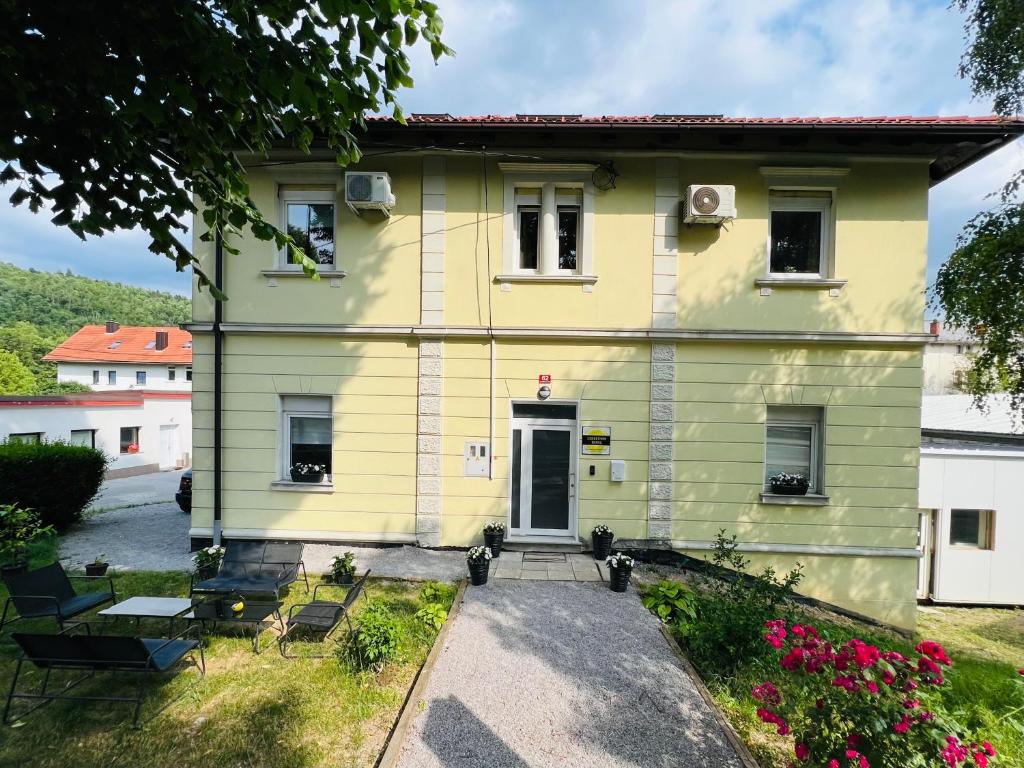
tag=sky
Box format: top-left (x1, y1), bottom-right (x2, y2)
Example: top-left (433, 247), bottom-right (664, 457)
top-left (0, 0), bottom-right (1020, 298)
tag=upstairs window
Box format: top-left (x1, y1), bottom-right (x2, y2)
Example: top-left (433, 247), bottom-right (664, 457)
top-left (513, 186), bottom-right (582, 274)
top-left (516, 188), bottom-right (540, 270)
top-left (136, 371), bottom-right (147, 386)
top-left (92, 370), bottom-right (100, 385)
top-left (108, 370), bottom-right (117, 385)
top-left (280, 188), bottom-right (336, 268)
top-left (768, 191), bottom-right (833, 276)
top-left (185, 366), bottom-right (193, 382)
top-left (557, 189), bottom-right (581, 271)
top-left (281, 395), bottom-right (332, 480)
top-left (168, 366), bottom-right (176, 381)
top-left (764, 406), bottom-right (825, 494)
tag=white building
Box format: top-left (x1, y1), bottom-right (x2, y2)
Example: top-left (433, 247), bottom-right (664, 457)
top-left (0, 390), bottom-right (192, 477)
top-left (918, 395), bottom-right (1024, 605)
top-left (44, 322), bottom-right (193, 391)
top-left (923, 320), bottom-right (978, 395)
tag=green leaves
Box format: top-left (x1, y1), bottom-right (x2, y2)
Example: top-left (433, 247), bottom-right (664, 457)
top-left (956, 0), bottom-right (1024, 117)
top-left (641, 579), bottom-right (698, 626)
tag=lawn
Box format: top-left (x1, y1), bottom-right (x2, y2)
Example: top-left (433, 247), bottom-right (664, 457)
top-left (0, 539), bottom-right (455, 768)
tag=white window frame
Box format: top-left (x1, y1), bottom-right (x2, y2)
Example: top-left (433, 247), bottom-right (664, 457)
top-left (136, 370), bottom-right (146, 386)
top-left (277, 187), bottom-right (338, 270)
top-left (92, 370), bottom-right (100, 385)
top-left (107, 370), bottom-right (117, 385)
top-left (764, 406), bottom-right (825, 494)
top-left (168, 366), bottom-right (176, 382)
top-left (185, 366), bottom-right (193, 382)
top-left (279, 395), bottom-right (333, 482)
top-left (767, 190), bottom-right (835, 279)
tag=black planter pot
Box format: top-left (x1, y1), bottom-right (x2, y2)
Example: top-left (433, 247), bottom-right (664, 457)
top-left (334, 572), bottom-right (354, 585)
top-left (1, 560), bottom-right (28, 577)
top-left (85, 562), bottom-right (109, 577)
top-left (484, 532), bottom-right (504, 558)
top-left (291, 470), bottom-right (325, 484)
top-left (592, 532), bottom-right (614, 560)
top-left (196, 565), bottom-right (218, 581)
top-left (770, 483), bottom-right (809, 496)
top-left (608, 565), bottom-right (632, 593)
top-left (468, 559), bottom-right (489, 586)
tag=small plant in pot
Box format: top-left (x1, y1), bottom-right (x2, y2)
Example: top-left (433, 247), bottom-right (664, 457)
top-left (591, 524), bottom-right (614, 560)
top-left (328, 551), bottom-right (356, 584)
top-left (768, 472), bottom-right (810, 496)
top-left (466, 545), bottom-right (492, 586)
top-left (192, 544), bottom-right (225, 580)
top-left (290, 462), bottom-right (326, 484)
top-left (85, 554), bottom-right (109, 577)
top-left (482, 522), bottom-right (505, 558)
top-left (606, 552), bottom-right (634, 593)
top-left (0, 503), bottom-right (54, 575)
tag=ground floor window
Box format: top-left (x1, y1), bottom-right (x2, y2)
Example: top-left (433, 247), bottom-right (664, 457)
top-left (7, 432), bottom-right (42, 444)
top-left (185, 366), bottom-right (193, 382)
top-left (950, 509), bottom-right (994, 549)
top-left (764, 405), bottom-right (824, 493)
top-left (120, 426), bottom-right (140, 454)
top-left (282, 395), bottom-right (332, 480)
top-left (108, 370), bottom-right (117, 385)
top-left (69, 429), bottom-right (96, 448)
top-left (92, 370), bottom-right (100, 384)
top-left (168, 366), bottom-right (176, 381)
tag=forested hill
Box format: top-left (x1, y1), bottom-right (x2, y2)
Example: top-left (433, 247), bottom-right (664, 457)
top-left (0, 262), bottom-right (190, 336)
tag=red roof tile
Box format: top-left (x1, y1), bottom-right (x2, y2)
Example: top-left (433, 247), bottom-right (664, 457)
top-left (43, 325), bottom-right (193, 364)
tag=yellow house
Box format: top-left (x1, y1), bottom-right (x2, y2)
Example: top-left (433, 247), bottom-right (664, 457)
top-left (185, 114), bottom-right (1022, 629)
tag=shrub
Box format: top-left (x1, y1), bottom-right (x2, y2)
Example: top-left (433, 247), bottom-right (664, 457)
top-left (0, 503), bottom-right (54, 565)
top-left (678, 530), bottom-right (802, 674)
top-left (329, 551), bottom-right (356, 580)
top-left (414, 581), bottom-right (455, 632)
top-left (414, 602), bottom-right (448, 632)
top-left (752, 619), bottom-right (1000, 768)
top-left (0, 440), bottom-right (107, 531)
top-left (419, 581), bottom-right (456, 605)
top-left (351, 600), bottom-right (400, 669)
top-left (641, 579), bottom-right (698, 627)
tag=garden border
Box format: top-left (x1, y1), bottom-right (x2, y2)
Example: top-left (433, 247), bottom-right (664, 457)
top-left (375, 577), bottom-right (468, 768)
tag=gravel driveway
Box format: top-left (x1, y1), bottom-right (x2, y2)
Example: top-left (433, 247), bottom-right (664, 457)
top-left (396, 580), bottom-right (743, 768)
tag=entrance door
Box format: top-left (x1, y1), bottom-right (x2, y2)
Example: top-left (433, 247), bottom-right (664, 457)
top-left (510, 403), bottom-right (577, 537)
top-left (159, 425), bottom-right (178, 469)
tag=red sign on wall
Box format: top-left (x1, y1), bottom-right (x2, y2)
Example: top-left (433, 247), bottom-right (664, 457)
top-left (538, 374), bottom-right (552, 384)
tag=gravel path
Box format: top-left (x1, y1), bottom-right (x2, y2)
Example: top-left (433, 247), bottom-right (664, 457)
top-left (396, 580), bottom-right (743, 768)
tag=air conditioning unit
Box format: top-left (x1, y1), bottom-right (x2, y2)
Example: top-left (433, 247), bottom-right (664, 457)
top-left (682, 184), bottom-right (736, 224)
top-left (344, 171), bottom-right (395, 215)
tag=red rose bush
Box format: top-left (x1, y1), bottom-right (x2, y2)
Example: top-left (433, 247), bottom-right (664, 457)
top-left (752, 619), bottom-right (998, 767)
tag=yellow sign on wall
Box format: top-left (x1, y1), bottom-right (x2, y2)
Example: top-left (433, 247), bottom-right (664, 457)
top-left (581, 425), bottom-right (611, 456)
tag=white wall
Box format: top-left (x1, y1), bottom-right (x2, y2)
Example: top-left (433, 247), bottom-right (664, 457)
top-left (919, 446), bottom-right (1024, 604)
top-left (57, 362), bottom-right (192, 392)
top-left (0, 397), bottom-right (192, 473)
top-left (923, 343), bottom-right (972, 395)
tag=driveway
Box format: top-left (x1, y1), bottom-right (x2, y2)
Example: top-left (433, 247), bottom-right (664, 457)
top-left (396, 580), bottom-right (743, 768)
top-left (88, 468), bottom-right (185, 510)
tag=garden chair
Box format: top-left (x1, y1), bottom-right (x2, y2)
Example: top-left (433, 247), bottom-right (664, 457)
top-left (0, 562), bottom-right (116, 635)
top-left (278, 569), bottom-right (370, 658)
top-left (4, 622), bottom-right (205, 728)
top-left (190, 541), bottom-right (308, 599)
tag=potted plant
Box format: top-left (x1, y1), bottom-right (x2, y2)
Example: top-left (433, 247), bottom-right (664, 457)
top-left (466, 545), bottom-right (492, 586)
top-left (592, 524), bottom-right (614, 560)
top-left (483, 522), bottom-right (505, 558)
top-left (328, 551), bottom-right (356, 584)
top-left (85, 554), bottom-right (109, 577)
top-left (290, 462), bottom-right (326, 483)
top-left (769, 472), bottom-right (810, 496)
top-left (0, 504), bottom-right (54, 576)
top-left (192, 544), bottom-right (225, 580)
top-left (606, 552), bottom-right (634, 593)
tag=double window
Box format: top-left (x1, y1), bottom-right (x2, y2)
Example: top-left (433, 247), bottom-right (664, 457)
top-left (764, 406), bottom-right (824, 494)
top-left (949, 509), bottom-right (994, 549)
top-left (280, 188), bottom-right (336, 268)
top-left (515, 187), bottom-right (581, 273)
top-left (768, 191), bottom-right (834, 277)
top-left (281, 395), bottom-right (332, 481)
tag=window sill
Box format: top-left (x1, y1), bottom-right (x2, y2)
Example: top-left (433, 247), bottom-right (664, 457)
top-left (495, 274), bottom-right (598, 284)
top-left (270, 480), bottom-right (334, 494)
top-left (759, 492), bottom-right (829, 506)
top-left (260, 269), bottom-right (348, 279)
top-left (756, 277), bottom-right (847, 296)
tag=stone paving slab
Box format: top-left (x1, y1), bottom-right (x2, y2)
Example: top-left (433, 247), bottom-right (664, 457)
top-left (395, 581), bottom-right (744, 768)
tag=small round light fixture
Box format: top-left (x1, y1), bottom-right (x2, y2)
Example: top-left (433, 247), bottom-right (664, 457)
top-left (537, 385), bottom-right (551, 400)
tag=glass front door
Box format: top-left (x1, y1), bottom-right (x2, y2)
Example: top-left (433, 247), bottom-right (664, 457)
top-left (510, 408), bottom-right (576, 536)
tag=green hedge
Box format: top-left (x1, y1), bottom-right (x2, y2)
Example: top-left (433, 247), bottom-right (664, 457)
top-left (0, 441), bottom-right (107, 531)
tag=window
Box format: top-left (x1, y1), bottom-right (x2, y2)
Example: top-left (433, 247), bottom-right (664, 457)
top-left (92, 370), bottom-right (100, 385)
top-left (108, 370), bottom-right (117, 385)
top-left (279, 188), bottom-right (336, 267)
top-left (513, 186), bottom-right (583, 274)
top-left (168, 366), bottom-right (176, 381)
top-left (764, 406), bottom-right (824, 493)
top-left (70, 429), bottom-right (95, 448)
top-left (517, 191), bottom-right (540, 270)
top-left (949, 509), bottom-right (993, 549)
top-left (558, 189), bottom-right (581, 271)
top-left (282, 395), bottom-right (332, 480)
top-left (768, 191), bottom-right (833, 276)
top-left (185, 366), bottom-right (193, 382)
top-left (120, 426), bottom-right (140, 454)
top-left (7, 433), bottom-right (42, 444)
top-left (136, 371), bottom-right (147, 385)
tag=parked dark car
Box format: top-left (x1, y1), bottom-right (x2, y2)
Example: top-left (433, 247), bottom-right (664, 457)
top-left (175, 469), bottom-right (192, 513)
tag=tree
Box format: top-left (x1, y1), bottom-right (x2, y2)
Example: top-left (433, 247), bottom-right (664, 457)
top-left (0, 351), bottom-right (35, 395)
top-left (0, 2), bottom-right (451, 296)
top-left (933, 1), bottom-right (1024, 417)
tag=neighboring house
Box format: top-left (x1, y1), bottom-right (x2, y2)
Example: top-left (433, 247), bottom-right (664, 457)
top-left (918, 395), bottom-right (1024, 606)
top-left (43, 322), bottom-right (193, 391)
top-left (185, 113), bottom-right (1023, 630)
top-left (0, 390), bottom-right (192, 477)
top-left (923, 320), bottom-right (979, 394)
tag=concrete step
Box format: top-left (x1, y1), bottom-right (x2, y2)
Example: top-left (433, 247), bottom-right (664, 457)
top-left (502, 537), bottom-right (583, 554)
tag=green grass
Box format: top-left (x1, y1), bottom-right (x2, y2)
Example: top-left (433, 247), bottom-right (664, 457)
top-left (0, 565), bottom-right (455, 768)
top-left (697, 605), bottom-right (1024, 768)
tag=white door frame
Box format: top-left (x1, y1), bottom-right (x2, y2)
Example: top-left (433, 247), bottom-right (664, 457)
top-left (508, 400), bottom-right (579, 538)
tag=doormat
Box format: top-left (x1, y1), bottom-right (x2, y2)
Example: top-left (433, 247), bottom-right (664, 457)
top-left (522, 552), bottom-right (567, 563)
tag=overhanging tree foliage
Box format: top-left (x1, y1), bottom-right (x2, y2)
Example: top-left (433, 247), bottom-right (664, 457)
top-left (0, 1), bottom-right (451, 296)
top-left (932, 0), bottom-right (1024, 417)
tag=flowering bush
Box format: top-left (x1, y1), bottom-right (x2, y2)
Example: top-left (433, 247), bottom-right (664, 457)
top-left (592, 524), bottom-right (613, 537)
top-left (768, 472), bottom-right (810, 491)
top-left (192, 545), bottom-right (225, 573)
top-left (483, 522), bottom-right (505, 534)
top-left (606, 552), bottom-right (634, 570)
top-left (466, 545), bottom-right (492, 564)
top-left (752, 619), bottom-right (999, 767)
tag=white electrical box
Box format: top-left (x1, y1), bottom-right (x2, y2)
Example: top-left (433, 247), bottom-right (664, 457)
top-left (610, 460), bottom-right (626, 482)
top-left (464, 442), bottom-right (490, 477)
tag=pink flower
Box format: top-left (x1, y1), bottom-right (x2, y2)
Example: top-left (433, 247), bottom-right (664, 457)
top-left (982, 741), bottom-right (996, 757)
top-left (881, 670), bottom-right (896, 685)
top-left (828, 761), bottom-right (839, 768)
top-left (846, 749), bottom-right (859, 759)
top-left (859, 757), bottom-right (870, 768)
top-left (815, 698), bottom-right (825, 710)
top-left (916, 640), bottom-right (952, 666)
top-left (974, 752), bottom-right (989, 768)
top-left (752, 682), bottom-right (782, 706)
top-left (893, 716), bottom-right (911, 734)
top-left (777, 724), bottom-right (790, 736)
top-left (846, 734), bottom-right (860, 748)
top-left (866, 681), bottom-right (880, 694)
top-left (795, 743), bottom-right (809, 761)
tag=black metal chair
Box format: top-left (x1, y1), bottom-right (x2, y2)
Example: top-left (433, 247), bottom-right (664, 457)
top-left (0, 562), bottom-right (116, 635)
top-left (278, 570), bottom-right (370, 658)
top-left (4, 622), bottom-right (205, 728)
top-left (190, 541), bottom-right (308, 600)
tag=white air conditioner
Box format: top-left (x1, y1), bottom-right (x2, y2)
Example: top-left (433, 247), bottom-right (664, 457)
top-left (344, 171), bottom-right (395, 215)
top-left (682, 184), bottom-right (736, 224)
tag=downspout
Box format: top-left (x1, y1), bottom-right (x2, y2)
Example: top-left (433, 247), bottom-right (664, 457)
top-left (489, 336), bottom-right (495, 480)
top-left (212, 230), bottom-right (224, 545)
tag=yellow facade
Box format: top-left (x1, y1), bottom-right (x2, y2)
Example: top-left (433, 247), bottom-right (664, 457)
top-left (189, 142), bottom-right (937, 629)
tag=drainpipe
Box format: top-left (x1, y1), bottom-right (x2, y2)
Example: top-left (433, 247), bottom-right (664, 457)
top-left (212, 230), bottom-right (224, 546)
top-left (489, 336), bottom-right (496, 480)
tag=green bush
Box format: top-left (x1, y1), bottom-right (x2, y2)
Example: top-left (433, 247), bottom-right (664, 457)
top-left (0, 440), bottom-right (107, 531)
top-left (641, 579), bottom-right (698, 626)
top-left (351, 600), bottom-right (400, 670)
